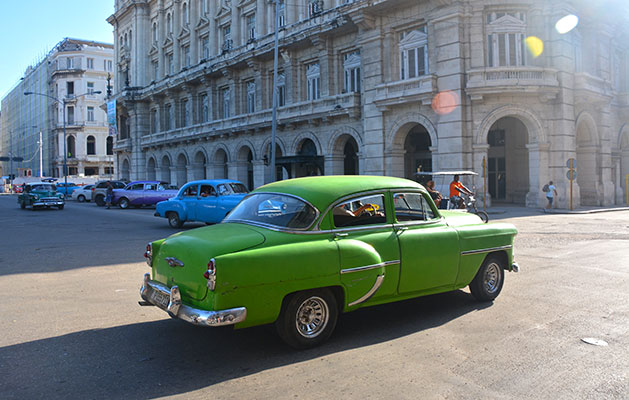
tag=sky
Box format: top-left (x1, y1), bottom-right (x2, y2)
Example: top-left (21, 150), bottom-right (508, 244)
top-left (0, 0), bottom-right (115, 103)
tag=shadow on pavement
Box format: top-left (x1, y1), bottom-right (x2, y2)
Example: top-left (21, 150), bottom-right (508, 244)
top-left (0, 290), bottom-right (490, 399)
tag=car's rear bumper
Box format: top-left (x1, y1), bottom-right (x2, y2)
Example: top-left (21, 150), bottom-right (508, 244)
top-left (140, 273), bottom-right (246, 326)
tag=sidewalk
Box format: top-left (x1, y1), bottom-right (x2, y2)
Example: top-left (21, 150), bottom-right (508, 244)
top-left (485, 203), bottom-right (629, 217)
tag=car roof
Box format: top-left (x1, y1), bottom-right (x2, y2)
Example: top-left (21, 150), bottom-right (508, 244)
top-left (183, 179), bottom-right (242, 186)
top-left (127, 180), bottom-right (167, 184)
top-left (254, 176), bottom-right (424, 211)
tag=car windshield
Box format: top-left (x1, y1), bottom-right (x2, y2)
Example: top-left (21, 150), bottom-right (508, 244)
top-left (224, 193), bottom-right (317, 229)
top-left (30, 184), bottom-right (56, 192)
top-left (229, 183), bottom-right (249, 194)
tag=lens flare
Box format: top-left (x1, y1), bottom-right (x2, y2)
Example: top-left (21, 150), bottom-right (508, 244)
top-left (432, 91), bottom-right (459, 115)
top-left (555, 15), bottom-right (579, 34)
top-left (525, 36), bottom-right (544, 58)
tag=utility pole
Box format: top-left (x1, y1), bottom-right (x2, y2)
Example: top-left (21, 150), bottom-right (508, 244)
top-left (270, 0), bottom-right (281, 182)
top-left (10, 130), bottom-right (14, 190)
top-left (39, 130), bottom-right (43, 178)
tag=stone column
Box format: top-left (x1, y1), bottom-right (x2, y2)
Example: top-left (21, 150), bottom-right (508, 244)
top-left (205, 162), bottom-right (215, 180)
top-left (169, 166), bottom-right (177, 186)
top-left (472, 144), bottom-right (490, 207)
top-left (256, 0), bottom-right (266, 37)
top-left (209, 0), bottom-right (218, 56)
top-left (158, 0), bottom-right (165, 79)
top-left (324, 155), bottom-right (344, 175)
top-left (384, 149), bottom-right (405, 178)
top-left (227, 161), bottom-right (238, 180)
top-left (190, 0), bottom-right (198, 65)
top-left (525, 142), bottom-right (550, 208)
top-left (252, 160), bottom-right (265, 189)
top-left (186, 165), bottom-right (195, 182)
top-left (231, 1), bottom-right (241, 47)
top-left (173, 3), bottom-right (181, 72)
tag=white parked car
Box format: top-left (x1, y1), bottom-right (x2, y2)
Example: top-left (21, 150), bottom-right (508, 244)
top-left (71, 185), bottom-right (94, 202)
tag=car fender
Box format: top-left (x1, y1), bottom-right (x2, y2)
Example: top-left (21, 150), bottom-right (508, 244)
top-left (211, 238), bottom-right (342, 328)
top-left (157, 199), bottom-right (189, 221)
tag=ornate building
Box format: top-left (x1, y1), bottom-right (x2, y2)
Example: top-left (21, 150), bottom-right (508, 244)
top-left (1, 39), bottom-right (114, 180)
top-left (108, 0), bottom-right (629, 207)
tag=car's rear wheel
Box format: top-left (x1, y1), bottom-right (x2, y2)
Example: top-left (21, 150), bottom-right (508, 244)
top-left (167, 212), bottom-right (183, 228)
top-left (77, 195), bottom-right (86, 202)
top-left (95, 195), bottom-right (105, 206)
top-left (119, 198), bottom-right (130, 209)
top-left (276, 289), bottom-right (338, 349)
top-left (469, 254), bottom-right (505, 302)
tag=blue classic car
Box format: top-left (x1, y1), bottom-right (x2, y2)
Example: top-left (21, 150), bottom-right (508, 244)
top-left (155, 179), bottom-right (249, 228)
top-left (113, 181), bottom-right (179, 209)
top-left (56, 182), bottom-right (79, 197)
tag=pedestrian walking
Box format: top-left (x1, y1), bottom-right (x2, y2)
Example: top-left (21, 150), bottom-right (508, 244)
top-left (105, 181), bottom-right (113, 209)
top-left (544, 180), bottom-right (557, 210)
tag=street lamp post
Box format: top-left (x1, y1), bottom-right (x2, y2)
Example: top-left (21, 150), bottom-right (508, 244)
top-left (24, 91), bottom-right (101, 189)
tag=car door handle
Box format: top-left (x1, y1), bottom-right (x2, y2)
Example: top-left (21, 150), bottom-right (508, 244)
top-left (395, 226), bottom-right (408, 233)
top-left (333, 232), bottom-right (348, 239)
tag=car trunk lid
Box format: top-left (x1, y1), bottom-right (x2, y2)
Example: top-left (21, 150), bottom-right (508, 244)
top-left (153, 223), bottom-right (266, 301)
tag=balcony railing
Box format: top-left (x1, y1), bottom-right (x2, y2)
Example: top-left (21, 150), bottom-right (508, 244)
top-left (373, 75), bottom-right (437, 110)
top-left (465, 67), bottom-right (559, 100)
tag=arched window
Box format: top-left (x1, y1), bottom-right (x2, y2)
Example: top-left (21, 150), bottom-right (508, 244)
top-left (128, 30), bottom-right (132, 49)
top-left (87, 135), bottom-right (96, 155)
top-left (67, 136), bottom-right (76, 158)
top-left (106, 136), bottom-right (113, 155)
top-left (152, 22), bottom-right (158, 44)
top-left (167, 14), bottom-right (172, 34)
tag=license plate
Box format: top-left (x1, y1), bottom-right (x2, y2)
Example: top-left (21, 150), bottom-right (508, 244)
top-left (149, 289), bottom-right (170, 310)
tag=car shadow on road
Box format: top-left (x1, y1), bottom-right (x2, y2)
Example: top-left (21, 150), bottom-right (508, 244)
top-left (0, 290), bottom-right (490, 399)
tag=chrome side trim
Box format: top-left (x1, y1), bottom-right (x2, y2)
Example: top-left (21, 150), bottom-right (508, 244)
top-left (348, 274), bottom-right (385, 307)
top-left (165, 257), bottom-right (185, 267)
top-left (461, 245), bottom-right (513, 256)
top-left (140, 274), bottom-right (246, 326)
top-left (340, 260), bottom-right (400, 274)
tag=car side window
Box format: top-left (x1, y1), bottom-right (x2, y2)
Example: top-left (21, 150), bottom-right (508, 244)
top-left (145, 184), bottom-right (155, 191)
top-left (393, 192), bottom-right (437, 222)
top-left (183, 185), bottom-right (199, 197)
top-left (129, 183), bottom-right (143, 190)
top-left (217, 184), bottom-right (229, 195)
top-left (332, 194), bottom-right (386, 228)
top-left (200, 185), bottom-right (216, 197)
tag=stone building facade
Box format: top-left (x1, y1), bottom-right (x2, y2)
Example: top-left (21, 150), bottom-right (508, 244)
top-left (108, 0), bottom-right (629, 207)
top-left (0, 38), bottom-right (115, 180)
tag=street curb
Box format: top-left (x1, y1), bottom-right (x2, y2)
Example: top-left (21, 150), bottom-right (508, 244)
top-left (541, 207), bottom-right (629, 214)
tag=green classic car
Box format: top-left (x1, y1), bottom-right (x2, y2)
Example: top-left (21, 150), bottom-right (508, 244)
top-left (141, 176), bottom-right (518, 348)
top-left (18, 182), bottom-right (65, 210)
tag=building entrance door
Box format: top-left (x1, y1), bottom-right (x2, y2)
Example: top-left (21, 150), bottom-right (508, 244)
top-left (488, 156), bottom-right (506, 200)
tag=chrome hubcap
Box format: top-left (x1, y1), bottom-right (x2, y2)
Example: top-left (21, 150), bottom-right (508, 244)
top-left (295, 296), bottom-right (329, 338)
top-left (484, 262), bottom-right (501, 293)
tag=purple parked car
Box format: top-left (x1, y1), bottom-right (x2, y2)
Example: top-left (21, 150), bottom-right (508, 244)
top-left (112, 181), bottom-right (179, 209)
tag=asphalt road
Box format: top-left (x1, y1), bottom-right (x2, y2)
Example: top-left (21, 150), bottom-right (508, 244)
top-left (0, 196), bottom-right (627, 399)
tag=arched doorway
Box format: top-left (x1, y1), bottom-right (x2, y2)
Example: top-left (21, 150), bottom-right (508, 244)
top-left (67, 136), bottom-right (76, 158)
top-left (576, 115), bottom-right (601, 205)
top-left (176, 153), bottom-right (188, 187)
top-left (193, 151), bottom-right (207, 180)
top-left (403, 125), bottom-right (432, 180)
top-left (294, 138), bottom-right (323, 177)
top-left (121, 159), bottom-right (130, 181)
top-left (160, 156), bottom-right (171, 184)
top-left (147, 157), bottom-right (157, 180)
top-left (237, 146), bottom-right (254, 190)
top-left (343, 137), bottom-right (359, 175)
top-left (214, 149), bottom-right (228, 179)
top-left (486, 117), bottom-right (529, 204)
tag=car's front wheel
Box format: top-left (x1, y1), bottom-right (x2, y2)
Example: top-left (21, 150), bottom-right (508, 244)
top-left (20, 202), bottom-right (26, 209)
top-left (276, 289), bottom-right (338, 349)
top-left (58, 205), bottom-right (64, 210)
top-left (469, 254), bottom-right (505, 302)
top-left (167, 212), bottom-right (183, 228)
top-left (95, 195), bottom-right (105, 206)
top-left (119, 198), bottom-right (130, 209)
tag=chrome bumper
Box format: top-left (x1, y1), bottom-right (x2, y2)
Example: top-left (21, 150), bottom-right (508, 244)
top-left (511, 262), bottom-right (520, 272)
top-left (33, 199), bottom-right (64, 206)
top-left (140, 273), bottom-right (246, 326)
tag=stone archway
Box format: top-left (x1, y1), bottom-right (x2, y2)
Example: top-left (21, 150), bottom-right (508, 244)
top-left (147, 157), bottom-right (157, 180)
top-left (386, 113), bottom-right (438, 178)
top-left (121, 158), bottom-right (130, 181)
top-left (193, 150), bottom-right (207, 180)
top-left (213, 148), bottom-right (228, 179)
top-left (160, 155), bottom-right (172, 184)
top-left (476, 105), bottom-right (547, 208)
top-left (486, 117), bottom-right (530, 204)
top-left (328, 127), bottom-right (363, 175)
top-left (576, 112), bottom-right (601, 206)
top-left (404, 125), bottom-right (432, 181)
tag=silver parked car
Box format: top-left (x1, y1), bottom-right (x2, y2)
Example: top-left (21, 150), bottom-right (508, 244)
top-left (71, 185), bottom-right (94, 202)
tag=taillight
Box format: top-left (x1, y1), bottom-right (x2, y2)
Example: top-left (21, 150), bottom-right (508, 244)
top-left (203, 258), bottom-right (216, 290)
top-left (144, 243), bottom-right (153, 266)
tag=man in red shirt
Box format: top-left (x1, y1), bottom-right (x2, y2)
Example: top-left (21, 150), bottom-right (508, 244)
top-left (449, 175), bottom-right (472, 209)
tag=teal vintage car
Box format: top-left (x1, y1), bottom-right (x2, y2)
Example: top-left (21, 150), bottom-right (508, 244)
top-left (18, 182), bottom-right (65, 210)
top-left (140, 176), bottom-right (518, 348)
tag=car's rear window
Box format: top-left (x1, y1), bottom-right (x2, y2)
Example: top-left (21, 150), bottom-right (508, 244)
top-left (224, 193), bottom-right (317, 229)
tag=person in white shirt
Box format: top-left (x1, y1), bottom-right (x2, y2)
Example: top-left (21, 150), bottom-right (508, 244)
top-left (545, 181), bottom-right (557, 209)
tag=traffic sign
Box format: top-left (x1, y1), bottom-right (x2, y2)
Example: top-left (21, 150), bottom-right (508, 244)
top-left (567, 170), bottom-right (577, 180)
top-left (566, 158), bottom-right (576, 168)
